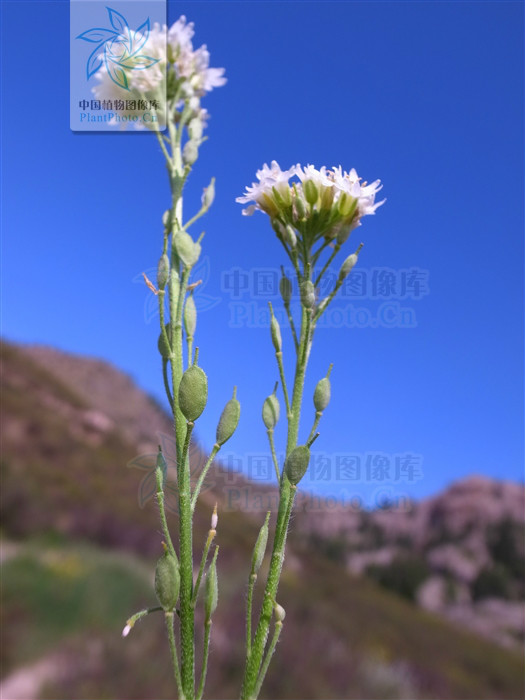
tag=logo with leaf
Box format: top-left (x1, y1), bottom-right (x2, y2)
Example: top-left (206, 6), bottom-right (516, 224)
top-left (76, 7), bottom-right (160, 90)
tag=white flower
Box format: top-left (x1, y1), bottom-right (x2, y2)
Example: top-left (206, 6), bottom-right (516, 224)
top-left (122, 624), bottom-right (132, 638)
top-left (237, 162), bottom-right (385, 243)
top-left (92, 16), bottom-right (225, 130)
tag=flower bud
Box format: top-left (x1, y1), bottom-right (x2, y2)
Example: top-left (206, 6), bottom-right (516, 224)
top-left (262, 390), bottom-right (280, 430)
top-left (183, 140), bottom-right (199, 166)
top-left (303, 179), bottom-right (318, 206)
top-left (284, 444), bottom-right (311, 485)
top-left (279, 269), bottom-right (292, 305)
top-left (201, 178), bottom-right (215, 209)
top-left (178, 363), bottom-right (208, 421)
top-left (162, 209), bottom-right (171, 230)
top-left (320, 186), bottom-right (334, 210)
top-left (188, 117), bottom-right (203, 141)
top-left (205, 553), bottom-right (218, 621)
top-left (294, 190), bottom-right (307, 220)
top-left (284, 225), bottom-right (297, 249)
top-left (184, 295), bottom-right (197, 338)
top-left (314, 376), bottom-right (331, 412)
top-left (211, 504), bottom-right (218, 531)
top-left (216, 388), bottom-right (241, 446)
top-left (158, 323), bottom-right (172, 358)
top-left (174, 231), bottom-right (201, 268)
top-left (251, 512), bottom-right (270, 575)
top-left (155, 550), bottom-right (180, 612)
top-left (274, 602), bottom-right (286, 622)
top-left (300, 280), bottom-right (315, 309)
top-left (157, 254), bottom-right (169, 290)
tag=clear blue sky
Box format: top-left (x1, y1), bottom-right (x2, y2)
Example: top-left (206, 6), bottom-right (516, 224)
top-left (2, 1), bottom-right (523, 507)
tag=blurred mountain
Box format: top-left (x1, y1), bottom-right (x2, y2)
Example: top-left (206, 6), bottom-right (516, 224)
top-left (1, 340), bottom-right (524, 700)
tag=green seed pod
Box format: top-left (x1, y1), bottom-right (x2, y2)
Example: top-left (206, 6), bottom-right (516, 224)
top-left (304, 179), bottom-right (319, 206)
top-left (279, 270), bottom-right (292, 305)
top-left (216, 388), bottom-right (241, 446)
top-left (158, 323), bottom-right (172, 358)
top-left (157, 254), bottom-right (169, 290)
top-left (183, 139), bottom-right (198, 166)
top-left (300, 280), bottom-right (315, 309)
top-left (251, 512), bottom-right (270, 575)
top-left (162, 209), bottom-right (171, 230)
top-left (174, 231), bottom-right (201, 268)
top-left (205, 553), bottom-right (218, 621)
top-left (339, 243), bottom-right (363, 282)
top-left (270, 314), bottom-right (282, 352)
top-left (184, 295), bottom-right (197, 338)
top-left (178, 364), bottom-right (208, 421)
top-left (284, 444), bottom-right (311, 485)
top-left (262, 392), bottom-right (280, 430)
top-left (155, 551), bottom-right (180, 612)
top-left (314, 376), bottom-right (331, 412)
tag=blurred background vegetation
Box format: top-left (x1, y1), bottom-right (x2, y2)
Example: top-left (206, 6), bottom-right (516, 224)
top-left (1, 341), bottom-right (524, 699)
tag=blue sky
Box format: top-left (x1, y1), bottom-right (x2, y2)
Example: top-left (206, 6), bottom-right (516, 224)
top-left (2, 0), bottom-right (524, 506)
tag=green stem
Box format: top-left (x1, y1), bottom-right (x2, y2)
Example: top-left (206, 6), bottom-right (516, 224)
top-left (314, 243), bottom-right (340, 288)
top-left (307, 410), bottom-right (323, 444)
top-left (156, 464), bottom-right (176, 558)
top-left (191, 444), bottom-right (221, 511)
top-left (165, 612), bottom-right (185, 700)
top-left (275, 351), bottom-right (291, 418)
top-left (252, 621), bottom-right (283, 700)
top-left (245, 573), bottom-right (257, 661)
top-left (192, 527), bottom-right (216, 606)
top-left (284, 302), bottom-right (299, 353)
top-left (266, 429), bottom-right (280, 482)
top-left (196, 620), bottom-right (212, 700)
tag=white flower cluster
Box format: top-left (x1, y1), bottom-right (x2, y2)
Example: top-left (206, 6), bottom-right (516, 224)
top-left (237, 161), bottom-right (385, 245)
top-left (92, 16), bottom-right (225, 128)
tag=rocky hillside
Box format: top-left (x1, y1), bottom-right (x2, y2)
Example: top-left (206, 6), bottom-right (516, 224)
top-left (1, 340), bottom-right (524, 700)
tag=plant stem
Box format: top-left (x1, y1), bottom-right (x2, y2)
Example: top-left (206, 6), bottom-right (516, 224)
top-left (191, 443), bottom-right (221, 511)
top-left (192, 527), bottom-right (216, 606)
top-left (165, 612), bottom-right (185, 700)
top-left (266, 429), bottom-right (280, 482)
top-left (156, 464), bottom-right (176, 558)
top-left (196, 620), bottom-right (212, 700)
top-left (245, 572), bottom-right (257, 661)
top-left (252, 621), bottom-right (283, 700)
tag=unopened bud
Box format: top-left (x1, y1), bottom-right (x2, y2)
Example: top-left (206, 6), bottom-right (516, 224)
top-left (183, 140), bottom-right (199, 166)
top-left (216, 387), bottom-right (240, 445)
top-left (184, 295), bottom-right (197, 338)
top-left (162, 209), bottom-right (171, 229)
top-left (262, 386), bottom-right (280, 429)
top-left (303, 179), bottom-right (318, 206)
top-left (251, 512), bottom-right (270, 575)
top-left (157, 254), bottom-right (169, 290)
top-left (155, 550), bottom-right (180, 612)
top-left (202, 178), bottom-right (215, 209)
top-left (122, 623), bottom-right (132, 638)
top-left (284, 444), bottom-right (311, 485)
top-left (178, 362), bottom-right (208, 421)
top-left (294, 189), bottom-right (307, 220)
top-left (211, 503), bottom-right (218, 531)
top-left (320, 186), bottom-right (334, 210)
top-left (284, 225), bottom-right (297, 249)
top-left (188, 117), bottom-right (203, 141)
top-left (300, 280), bottom-right (315, 309)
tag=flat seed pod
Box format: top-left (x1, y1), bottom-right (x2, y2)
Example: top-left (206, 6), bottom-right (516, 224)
top-left (184, 295), bottom-right (197, 338)
top-left (157, 254), bottom-right (169, 289)
top-left (284, 445), bottom-right (311, 485)
top-left (262, 393), bottom-right (280, 430)
top-left (314, 377), bottom-right (331, 412)
top-left (158, 323), bottom-right (172, 358)
top-left (251, 512), bottom-right (270, 575)
top-left (270, 315), bottom-right (282, 352)
top-left (178, 365), bottom-right (208, 421)
top-left (300, 280), bottom-right (315, 309)
top-left (216, 391), bottom-right (241, 445)
top-left (174, 231), bottom-right (201, 268)
top-left (155, 551), bottom-right (180, 612)
top-left (205, 555), bottom-right (218, 621)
